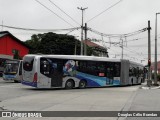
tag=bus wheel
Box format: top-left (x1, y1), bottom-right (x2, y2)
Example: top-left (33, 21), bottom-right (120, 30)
top-left (131, 79), bottom-right (133, 85)
top-left (14, 80), bottom-right (19, 83)
top-left (140, 78), bottom-right (143, 85)
top-left (79, 80), bottom-right (87, 89)
top-left (65, 80), bottom-right (74, 89)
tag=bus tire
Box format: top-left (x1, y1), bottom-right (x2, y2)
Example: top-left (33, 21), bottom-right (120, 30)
top-left (79, 80), bottom-right (87, 89)
top-left (139, 78), bottom-right (142, 85)
top-left (14, 80), bottom-right (19, 83)
top-left (65, 80), bottom-right (74, 89)
top-left (131, 79), bottom-right (133, 85)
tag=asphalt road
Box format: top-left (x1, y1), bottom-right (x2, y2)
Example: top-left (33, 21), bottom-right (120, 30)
top-left (1, 77), bottom-right (158, 120)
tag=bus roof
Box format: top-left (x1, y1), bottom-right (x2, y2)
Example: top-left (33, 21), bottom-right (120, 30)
top-left (25, 54), bottom-right (121, 62)
top-left (129, 61), bottom-right (144, 67)
top-left (24, 54), bottom-right (144, 66)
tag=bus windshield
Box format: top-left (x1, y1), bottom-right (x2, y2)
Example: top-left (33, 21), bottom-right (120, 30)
top-left (4, 61), bottom-right (19, 75)
top-left (23, 56), bottom-right (34, 71)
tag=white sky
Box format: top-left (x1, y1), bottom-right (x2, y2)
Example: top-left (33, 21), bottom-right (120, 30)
top-left (0, 0), bottom-right (160, 65)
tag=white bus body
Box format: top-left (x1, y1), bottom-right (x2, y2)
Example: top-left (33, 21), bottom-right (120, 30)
top-left (22, 55), bottom-right (144, 88)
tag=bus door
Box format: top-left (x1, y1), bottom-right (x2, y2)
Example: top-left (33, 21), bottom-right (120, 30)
top-left (40, 58), bottom-right (63, 87)
top-left (49, 59), bottom-right (63, 87)
top-left (106, 63), bottom-right (114, 85)
top-left (40, 59), bottom-right (51, 87)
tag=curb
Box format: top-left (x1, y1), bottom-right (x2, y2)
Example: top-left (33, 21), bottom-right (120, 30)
top-left (140, 86), bottom-right (160, 90)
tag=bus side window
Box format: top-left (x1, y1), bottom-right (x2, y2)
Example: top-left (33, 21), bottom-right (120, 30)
top-left (19, 61), bottom-right (22, 75)
top-left (86, 61), bottom-right (97, 75)
top-left (114, 63), bottom-right (120, 77)
top-left (41, 60), bottom-right (50, 75)
top-left (77, 61), bottom-right (87, 73)
top-left (106, 62), bottom-right (114, 79)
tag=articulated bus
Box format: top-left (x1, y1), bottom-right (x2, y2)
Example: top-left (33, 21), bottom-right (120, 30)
top-left (3, 60), bottom-right (23, 83)
top-left (22, 54), bottom-right (144, 89)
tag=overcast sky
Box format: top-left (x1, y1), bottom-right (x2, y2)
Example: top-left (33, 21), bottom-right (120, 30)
top-left (0, 0), bottom-right (160, 64)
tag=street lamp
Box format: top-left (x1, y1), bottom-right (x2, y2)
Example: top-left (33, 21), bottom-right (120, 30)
top-left (77, 7), bottom-right (88, 55)
top-left (154, 12), bottom-right (160, 85)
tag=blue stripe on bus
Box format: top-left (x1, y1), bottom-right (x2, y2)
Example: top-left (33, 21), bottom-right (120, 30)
top-left (76, 75), bottom-right (101, 87)
top-left (76, 72), bottom-right (120, 86)
top-left (76, 72), bottom-right (106, 87)
top-left (113, 80), bottom-right (120, 85)
top-left (21, 80), bottom-right (37, 87)
top-left (3, 75), bottom-right (16, 80)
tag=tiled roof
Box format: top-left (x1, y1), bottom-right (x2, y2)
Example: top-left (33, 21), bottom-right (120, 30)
top-left (83, 40), bottom-right (106, 49)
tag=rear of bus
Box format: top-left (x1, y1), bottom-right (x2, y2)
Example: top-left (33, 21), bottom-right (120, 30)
top-left (22, 55), bottom-right (38, 87)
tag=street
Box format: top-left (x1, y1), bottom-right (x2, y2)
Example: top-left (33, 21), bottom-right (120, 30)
top-left (0, 77), bottom-right (160, 120)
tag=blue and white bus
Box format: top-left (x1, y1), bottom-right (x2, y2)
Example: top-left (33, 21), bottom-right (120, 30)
top-left (22, 54), bottom-right (144, 89)
top-left (3, 60), bottom-right (23, 83)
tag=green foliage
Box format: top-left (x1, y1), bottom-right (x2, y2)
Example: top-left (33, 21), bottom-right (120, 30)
top-left (25, 34), bottom-right (42, 54)
top-left (24, 32), bottom-right (87, 55)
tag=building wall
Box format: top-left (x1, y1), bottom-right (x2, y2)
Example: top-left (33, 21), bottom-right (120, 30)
top-left (0, 35), bottom-right (29, 58)
top-left (0, 36), bottom-right (7, 54)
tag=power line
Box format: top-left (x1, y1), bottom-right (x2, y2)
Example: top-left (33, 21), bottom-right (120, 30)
top-left (88, 27), bottom-right (148, 38)
top-left (65, 28), bottom-right (79, 35)
top-left (48, 0), bottom-right (80, 26)
top-left (88, 27), bottom-right (149, 60)
top-left (105, 38), bottom-right (149, 61)
top-left (127, 34), bottom-right (160, 42)
top-left (124, 28), bottom-right (147, 37)
top-left (88, 27), bottom-right (122, 38)
top-left (88, 35), bottom-right (146, 59)
top-left (123, 47), bottom-right (145, 57)
top-left (35, 0), bottom-right (74, 27)
top-left (86, 0), bottom-right (123, 23)
top-left (127, 36), bottom-right (147, 42)
top-left (0, 24), bottom-right (80, 32)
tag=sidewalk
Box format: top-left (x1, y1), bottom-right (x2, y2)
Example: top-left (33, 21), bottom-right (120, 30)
top-left (130, 85), bottom-right (160, 111)
top-left (122, 82), bottom-right (160, 120)
top-left (140, 80), bottom-right (160, 89)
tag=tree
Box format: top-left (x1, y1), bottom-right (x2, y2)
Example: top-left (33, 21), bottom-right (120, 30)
top-left (25, 34), bottom-right (42, 54)
top-left (24, 32), bottom-right (83, 55)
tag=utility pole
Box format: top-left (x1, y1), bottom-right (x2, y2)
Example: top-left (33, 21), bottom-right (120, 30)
top-left (121, 37), bottom-right (124, 59)
top-left (147, 20), bottom-right (152, 87)
top-left (74, 35), bottom-right (79, 55)
top-left (77, 7), bottom-right (88, 55)
top-left (84, 23), bottom-right (87, 55)
top-left (154, 13), bottom-right (160, 85)
top-left (74, 40), bottom-right (77, 55)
